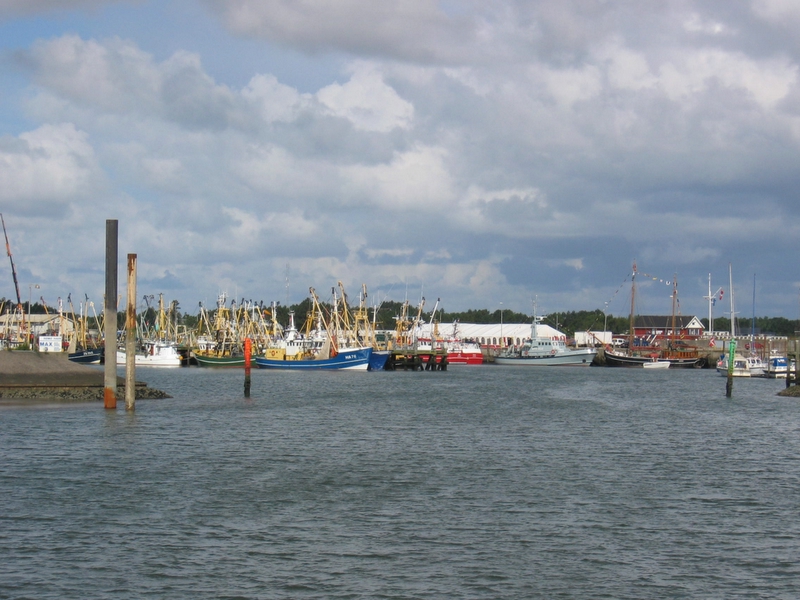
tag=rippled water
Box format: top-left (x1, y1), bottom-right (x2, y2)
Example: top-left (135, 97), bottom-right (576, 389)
top-left (2, 367), bottom-right (799, 598)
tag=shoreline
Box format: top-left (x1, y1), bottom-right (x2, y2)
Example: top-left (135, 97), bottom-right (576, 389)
top-left (0, 350), bottom-right (170, 402)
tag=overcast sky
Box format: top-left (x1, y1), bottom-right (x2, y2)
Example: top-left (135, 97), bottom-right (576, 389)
top-left (1, 0), bottom-right (799, 324)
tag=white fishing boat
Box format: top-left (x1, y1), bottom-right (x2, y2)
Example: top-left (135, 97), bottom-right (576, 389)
top-left (117, 340), bottom-right (184, 367)
top-left (495, 302), bottom-right (596, 366)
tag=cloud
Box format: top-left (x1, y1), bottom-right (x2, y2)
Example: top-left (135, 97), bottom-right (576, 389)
top-left (752, 0), bottom-right (800, 26)
top-left (341, 145), bottom-right (455, 210)
top-left (0, 123), bottom-right (101, 212)
top-left (6, 2), bottom-right (800, 318)
top-left (0, 0), bottom-right (131, 20)
top-left (208, 0), bottom-right (477, 62)
top-left (317, 62), bottom-right (414, 132)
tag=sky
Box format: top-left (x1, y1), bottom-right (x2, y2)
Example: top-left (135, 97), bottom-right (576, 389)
top-left (1, 0), bottom-right (800, 324)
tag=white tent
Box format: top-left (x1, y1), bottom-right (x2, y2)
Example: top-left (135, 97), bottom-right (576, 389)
top-left (415, 322), bottom-right (564, 346)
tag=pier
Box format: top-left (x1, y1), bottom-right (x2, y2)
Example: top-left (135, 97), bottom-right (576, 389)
top-left (0, 351), bottom-right (168, 403)
top-left (385, 349), bottom-right (448, 371)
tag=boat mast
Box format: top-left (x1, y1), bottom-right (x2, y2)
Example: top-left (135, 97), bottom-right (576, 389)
top-left (707, 273), bottom-right (712, 334)
top-left (751, 273), bottom-right (756, 342)
top-left (731, 266), bottom-right (735, 338)
top-left (628, 261), bottom-right (637, 353)
top-left (670, 273), bottom-right (677, 348)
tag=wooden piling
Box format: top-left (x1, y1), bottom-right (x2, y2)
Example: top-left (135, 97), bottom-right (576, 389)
top-left (104, 219), bottom-right (118, 409)
top-left (244, 337), bottom-right (251, 397)
top-left (125, 254), bottom-right (136, 411)
top-left (725, 339), bottom-right (735, 398)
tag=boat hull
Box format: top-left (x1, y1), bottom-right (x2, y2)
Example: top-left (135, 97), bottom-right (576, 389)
top-left (765, 357), bottom-right (788, 378)
top-left (68, 348), bottom-right (103, 364)
top-left (368, 350), bottom-right (390, 371)
top-left (194, 354), bottom-right (246, 368)
top-left (495, 348), bottom-right (596, 366)
top-left (604, 349), bottom-right (699, 368)
top-left (447, 350), bottom-right (484, 365)
top-left (116, 347), bottom-right (184, 367)
top-left (643, 360), bottom-right (671, 369)
top-left (255, 347), bottom-right (372, 370)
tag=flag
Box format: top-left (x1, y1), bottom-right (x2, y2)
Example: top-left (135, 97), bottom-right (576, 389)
top-left (709, 337), bottom-right (716, 347)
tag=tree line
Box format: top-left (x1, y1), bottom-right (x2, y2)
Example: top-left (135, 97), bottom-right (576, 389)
top-left (4, 296), bottom-right (799, 338)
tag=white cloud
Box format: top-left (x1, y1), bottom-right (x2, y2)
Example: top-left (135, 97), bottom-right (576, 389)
top-left (6, 4), bottom-right (800, 316)
top-left (341, 145), bottom-right (454, 210)
top-left (0, 123), bottom-right (100, 207)
top-left (28, 35), bottom-right (160, 114)
top-left (682, 13), bottom-right (732, 35)
top-left (752, 0), bottom-right (800, 25)
top-left (658, 49), bottom-right (797, 109)
top-left (317, 63), bottom-right (414, 132)
top-left (242, 74), bottom-right (308, 124)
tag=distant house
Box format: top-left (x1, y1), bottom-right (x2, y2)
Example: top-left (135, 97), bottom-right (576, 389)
top-left (632, 315), bottom-right (705, 341)
top-left (0, 313), bottom-right (76, 341)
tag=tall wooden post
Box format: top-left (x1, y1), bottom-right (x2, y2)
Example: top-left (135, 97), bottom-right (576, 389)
top-left (125, 254), bottom-right (137, 411)
top-left (244, 337), bottom-right (252, 398)
top-left (104, 220), bottom-right (118, 409)
top-left (786, 339), bottom-right (793, 389)
top-left (725, 339), bottom-right (735, 398)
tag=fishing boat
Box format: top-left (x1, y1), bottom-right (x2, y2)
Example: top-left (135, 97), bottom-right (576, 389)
top-left (254, 286), bottom-right (372, 371)
top-left (194, 353), bottom-right (245, 367)
top-left (495, 301), bottom-right (596, 366)
top-left (65, 295), bottom-right (104, 364)
top-left (68, 347), bottom-right (104, 364)
top-left (445, 339), bottom-right (484, 365)
top-left (192, 294), bottom-right (249, 367)
top-left (117, 339), bottom-right (185, 367)
top-left (350, 284), bottom-right (391, 372)
top-left (117, 294), bottom-right (186, 366)
top-left (603, 262), bottom-right (699, 368)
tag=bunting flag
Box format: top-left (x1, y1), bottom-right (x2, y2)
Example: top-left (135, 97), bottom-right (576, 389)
top-left (639, 270), bottom-right (675, 286)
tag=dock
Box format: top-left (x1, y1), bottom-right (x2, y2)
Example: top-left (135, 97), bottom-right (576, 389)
top-left (0, 351), bottom-right (169, 402)
top-left (385, 349), bottom-right (449, 371)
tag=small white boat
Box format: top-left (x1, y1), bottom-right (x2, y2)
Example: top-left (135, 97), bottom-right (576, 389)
top-left (716, 353), bottom-right (765, 378)
top-left (117, 340), bottom-right (184, 367)
top-left (765, 354), bottom-right (789, 378)
top-left (643, 359), bottom-right (670, 369)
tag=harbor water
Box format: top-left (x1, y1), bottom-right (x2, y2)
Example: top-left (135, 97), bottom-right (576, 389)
top-left (2, 367), bottom-right (799, 598)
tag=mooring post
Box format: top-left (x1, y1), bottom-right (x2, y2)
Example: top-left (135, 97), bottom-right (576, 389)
top-left (725, 339), bottom-right (735, 398)
top-left (244, 337), bottom-right (252, 397)
top-left (104, 219), bottom-right (118, 409)
top-left (125, 254), bottom-right (137, 411)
